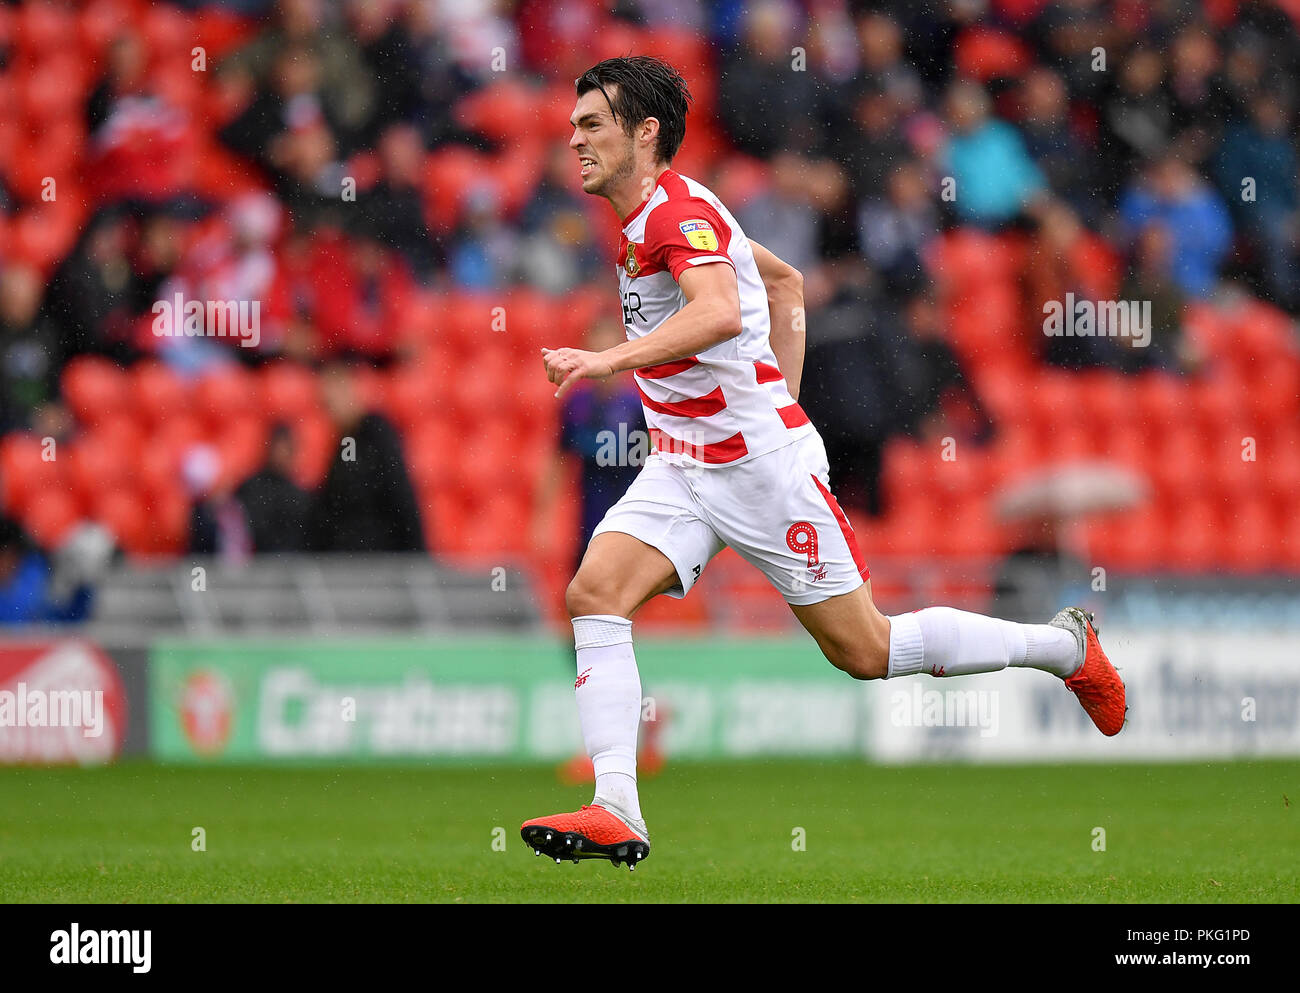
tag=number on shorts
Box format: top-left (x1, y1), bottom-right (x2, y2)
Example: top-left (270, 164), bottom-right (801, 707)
top-left (786, 521), bottom-right (820, 567)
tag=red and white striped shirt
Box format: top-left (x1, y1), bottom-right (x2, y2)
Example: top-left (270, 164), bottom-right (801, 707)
top-left (616, 168), bottom-right (815, 467)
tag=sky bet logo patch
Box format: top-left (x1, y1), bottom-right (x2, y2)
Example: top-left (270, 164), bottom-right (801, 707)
top-left (679, 219), bottom-right (718, 251)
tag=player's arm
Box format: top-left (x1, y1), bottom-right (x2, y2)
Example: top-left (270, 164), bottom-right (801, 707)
top-left (750, 239), bottom-right (805, 401)
top-left (542, 262), bottom-right (741, 399)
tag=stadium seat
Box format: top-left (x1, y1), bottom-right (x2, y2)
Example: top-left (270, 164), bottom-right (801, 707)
top-left (0, 433), bottom-right (67, 515)
top-left (93, 487), bottom-right (151, 557)
top-left (215, 417), bottom-right (268, 488)
top-left (260, 362), bottom-right (321, 420)
top-left (1101, 507), bottom-right (1164, 572)
top-left (62, 356), bottom-right (131, 426)
top-left (21, 488), bottom-right (82, 551)
top-left (954, 26), bottom-right (1032, 81)
top-left (68, 433), bottom-right (136, 504)
top-left (194, 365), bottom-right (262, 431)
top-left (1223, 497), bottom-right (1282, 572)
top-left (1163, 497), bottom-right (1223, 572)
top-left (288, 412), bottom-right (336, 490)
top-left (456, 80), bottom-right (544, 144)
top-left (130, 360), bottom-right (189, 426)
top-left (1135, 372), bottom-right (1189, 433)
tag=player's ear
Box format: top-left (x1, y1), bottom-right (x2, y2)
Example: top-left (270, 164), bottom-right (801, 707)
top-left (639, 116), bottom-right (660, 151)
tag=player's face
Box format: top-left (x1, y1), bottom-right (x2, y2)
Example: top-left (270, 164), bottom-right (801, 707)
top-left (569, 89), bottom-right (635, 196)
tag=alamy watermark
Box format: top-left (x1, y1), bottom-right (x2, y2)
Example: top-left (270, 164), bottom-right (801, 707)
top-left (1043, 293), bottom-right (1151, 348)
top-left (0, 683), bottom-right (104, 737)
top-left (890, 685), bottom-right (999, 738)
top-left (152, 292), bottom-right (261, 348)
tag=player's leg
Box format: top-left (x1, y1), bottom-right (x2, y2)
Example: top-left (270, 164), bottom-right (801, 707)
top-left (523, 461), bottom-right (723, 867)
top-left (704, 436), bottom-right (1125, 735)
top-left (791, 587), bottom-right (1125, 736)
top-left (791, 582), bottom-right (1077, 682)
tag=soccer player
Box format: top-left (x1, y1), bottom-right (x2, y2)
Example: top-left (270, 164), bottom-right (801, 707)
top-left (522, 56), bottom-right (1125, 870)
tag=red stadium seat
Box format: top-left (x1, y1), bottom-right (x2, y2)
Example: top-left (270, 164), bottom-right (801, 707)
top-left (423, 145), bottom-right (490, 232)
top-left (21, 488), bottom-right (82, 551)
top-left (62, 356), bottom-right (131, 427)
top-left (15, 1), bottom-right (77, 55)
top-left (1223, 497), bottom-right (1282, 572)
top-left (215, 416), bottom-right (268, 488)
top-left (457, 80), bottom-right (544, 143)
top-left (1102, 507), bottom-right (1164, 572)
top-left (130, 360), bottom-right (189, 426)
top-left (260, 363), bottom-right (320, 420)
top-left (1149, 428), bottom-right (1208, 503)
top-left (0, 433), bottom-right (68, 515)
top-left (93, 488), bottom-right (151, 557)
top-left (194, 365), bottom-right (262, 432)
top-left (68, 432), bottom-right (136, 504)
top-left (1162, 497), bottom-right (1223, 572)
top-left (142, 485), bottom-right (190, 556)
top-left (288, 411), bottom-right (336, 490)
top-left (954, 27), bottom-right (1032, 81)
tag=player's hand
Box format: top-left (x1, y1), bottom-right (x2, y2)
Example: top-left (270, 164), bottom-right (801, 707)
top-left (540, 347), bottom-right (616, 400)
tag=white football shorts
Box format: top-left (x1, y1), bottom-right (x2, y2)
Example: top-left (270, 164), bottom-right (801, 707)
top-left (590, 431), bottom-right (870, 606)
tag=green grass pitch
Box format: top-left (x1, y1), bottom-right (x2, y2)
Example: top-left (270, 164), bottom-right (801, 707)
top-left (1, 759), bottom-right (1296, 902)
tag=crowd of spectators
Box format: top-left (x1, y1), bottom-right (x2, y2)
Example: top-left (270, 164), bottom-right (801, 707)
top-left (1, 0), bottom-right (1299, 609)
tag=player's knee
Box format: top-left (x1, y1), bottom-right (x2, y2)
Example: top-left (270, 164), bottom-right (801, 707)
top-left (831, 645), bottom-right (889, 681)
top-left (565, 570), bottom-right (622, 619)
top-left (824, 619), bottom-right (891, 681)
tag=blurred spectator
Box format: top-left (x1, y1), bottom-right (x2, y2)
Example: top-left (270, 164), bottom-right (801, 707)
top-left (849, 10), bottom-right (924, 114)
top-left (1212, 92), bottom-right (1300, 311)
top-left (1117, 223), bottom-right (1192, 373)
top-left (941, 80), bottom-right (1048, 229)
top-left (185, 445), bottom-right (253, 564)
top-left (833, 79), bottom-right (909, 204)
top-left (1117, 154), bottom-right (1232, 299)
top-left (307, 360), bottom-right (425, 552)
top-left (799, 268), bottom-right (900, 516)
top-left (42, 210), bottom-right (138, 364)
top-left (86, 32), bottom-right (197, 203)
top-left (991, 517), bottom-right (1090, 623)
top-left (362, 124), bottom-right (441, 283)
top-left (1029, 0), bottom-right (1115, 103)
top-left (1018, 68), bottom-right (1099, 224)
top-left (448, 183), bottom-right (517, 289)
top-left (1098, 46), bottom-right (1171, 201)
top-left (533, 319), bottom-right (644, 567)
top-left (1023, 200), bottom-right (1123, 369)
top-left (858, 160), bottom-right (937, 302)
top-left (348, 0), bottom-right (423, 145)
top-left (220, 0), bottom-right (376, 155)
top-left (0, 263), bottom-right (59, 432)
top-left (718, 0), bottom-right (833, 158)
top-left (737, 151), bottom-right (821, 277)
top-left (0, 517), bottom-right (95, 625)
top-left (237, 422), bottom-right (310, 553)
top-left (893, 288), bottom-right (994, 449)
top-left (1166, 24), bottom-right (1231, 165)
top-left (517, 145), bottom-right (605, 294)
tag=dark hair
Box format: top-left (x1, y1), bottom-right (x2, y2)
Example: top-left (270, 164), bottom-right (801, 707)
top-left (576, 56), bottom-right (693, 164)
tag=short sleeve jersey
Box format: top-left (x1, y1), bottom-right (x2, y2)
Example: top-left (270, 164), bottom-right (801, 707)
top-left (615, 168), bottom-right (815, 468)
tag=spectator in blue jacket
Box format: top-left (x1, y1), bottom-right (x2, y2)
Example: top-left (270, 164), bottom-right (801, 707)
top-left (1118, 154), bottom-right (1233, 299)
top-left (0, 518), bottom-right (94, 625)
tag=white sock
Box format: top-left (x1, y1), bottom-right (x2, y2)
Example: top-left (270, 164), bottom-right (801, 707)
top-left (887, 607), bottom-right (1080, 679)
top-left (571, 614), bottom-right (643, 822)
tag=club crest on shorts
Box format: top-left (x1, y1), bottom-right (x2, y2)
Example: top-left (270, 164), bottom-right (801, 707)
top-left (625, 242), bottom-right (641, 276)
top-left (679, 219), bottom-right (718, 251)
